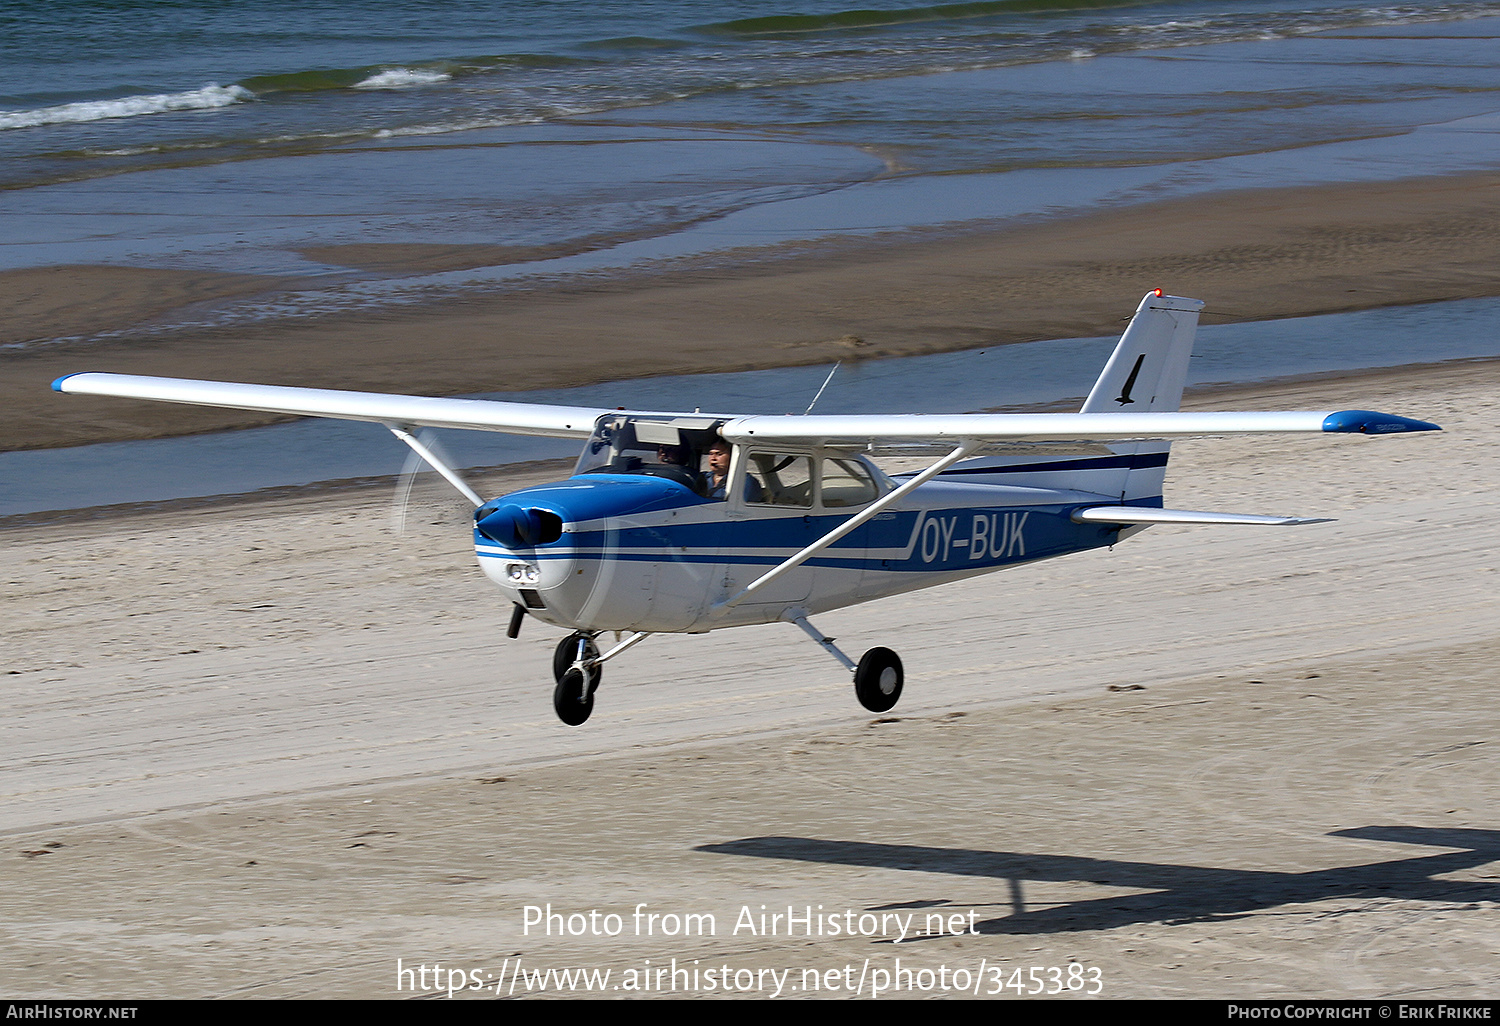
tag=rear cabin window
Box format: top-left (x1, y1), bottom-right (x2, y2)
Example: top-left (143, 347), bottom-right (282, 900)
top-left (744, 452), bottom-right (881, 509)
top-left (820, 457), bottom-right (879, 507)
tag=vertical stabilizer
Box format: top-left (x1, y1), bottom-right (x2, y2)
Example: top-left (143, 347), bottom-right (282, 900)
top-left (1081, 291), bottom-right (1203, 503)
top-left (1081, 291), bottom-right (1205, 415)
top-left (936, 291), bottom-right (1205, 503)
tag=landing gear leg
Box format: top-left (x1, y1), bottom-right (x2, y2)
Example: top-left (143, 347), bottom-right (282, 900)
top-left (786, 613), bottom-right (905, 714)
top-left (547, 630), bottom-right (653, 725)
top-left (553, 632), bottom-right (600, 684)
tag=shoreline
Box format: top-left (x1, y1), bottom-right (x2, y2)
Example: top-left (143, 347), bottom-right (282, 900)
top-left (8, 171), bottom-right (1500, 452)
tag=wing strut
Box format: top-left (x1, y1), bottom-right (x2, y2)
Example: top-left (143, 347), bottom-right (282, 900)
top-left (710, 440), bottom-right (982, 616)
top-left (386, 425), bottom-right (484, 507)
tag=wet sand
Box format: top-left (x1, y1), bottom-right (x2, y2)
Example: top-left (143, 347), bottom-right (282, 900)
top-left (10, 172), bottom-right (1500, 451)
top-left (2, 361), bottom-right (1496, 999)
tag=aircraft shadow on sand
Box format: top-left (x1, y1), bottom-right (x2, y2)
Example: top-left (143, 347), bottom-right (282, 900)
top-left (697, 827), bottom-right (1500, 935)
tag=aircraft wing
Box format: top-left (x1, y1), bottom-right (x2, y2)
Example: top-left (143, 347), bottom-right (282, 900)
top-left (719, 409), bottom-right (1440, 445)
top-left (52, 372), bottom-right (610, 439)
top-left (54, 373), bottom-right (1440, 445)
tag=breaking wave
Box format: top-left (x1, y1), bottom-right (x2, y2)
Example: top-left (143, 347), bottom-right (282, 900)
top-left (699, 0), bottom-right (1500, 38)
top-left (353, 68), bottom-right (453, 89)
top-left (237, 53), bottom-right (584, 97)
top-left (0, 84), bottom-right (253, 131)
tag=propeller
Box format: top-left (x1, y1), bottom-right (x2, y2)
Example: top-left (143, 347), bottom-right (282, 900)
top-left (388, 427), bottom-right (474, 534)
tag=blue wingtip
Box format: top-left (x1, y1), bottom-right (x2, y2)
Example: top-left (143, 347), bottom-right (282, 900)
top-left (1322, 410), bottom-right (1442, 434)
top-left (50, 372), bottom-right (85, 393)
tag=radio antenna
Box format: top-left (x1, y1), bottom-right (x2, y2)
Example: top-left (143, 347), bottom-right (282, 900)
top-left (803, 362), bottom-right (842, 415)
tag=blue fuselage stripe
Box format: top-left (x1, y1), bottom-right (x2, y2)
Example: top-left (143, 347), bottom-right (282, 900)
top-left (476, 500), bottom-right (1138, 574)
top-left (932, 451), bottom-right (1170, 477)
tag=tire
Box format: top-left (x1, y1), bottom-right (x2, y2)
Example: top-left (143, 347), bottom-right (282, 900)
top-left (553, 668), bottom-right (594, 725)
top-left (854, 647), bottom-right (904, 713)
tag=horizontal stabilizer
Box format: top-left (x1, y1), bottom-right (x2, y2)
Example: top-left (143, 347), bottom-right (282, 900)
top-left (1071, 506), bottom-right (1333, 527)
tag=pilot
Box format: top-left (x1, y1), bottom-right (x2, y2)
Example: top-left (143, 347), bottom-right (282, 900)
top-left (704, 437), bottom-right (762, 502)
top-left (652, 442), bottom-right (706, 491)
top-left (656, 443), bottom-right (692, 467)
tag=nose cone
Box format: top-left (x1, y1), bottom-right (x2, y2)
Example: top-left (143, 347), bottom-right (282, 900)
top-left (474, 502), bottom-right (562, 548)
top-left (476, 474), bottom-right (710, 551)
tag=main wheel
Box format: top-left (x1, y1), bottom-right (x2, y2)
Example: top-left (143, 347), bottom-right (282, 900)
top-left (553, 668), bottom-right (595, 725)
top-left (553, 633), bottom-right (601, 684)
top-left (854, 647), bottom-right (904, 713)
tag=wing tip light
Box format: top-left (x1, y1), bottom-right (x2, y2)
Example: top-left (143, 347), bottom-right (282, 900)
top-left (1322, 410), bottom-right (1441, 435)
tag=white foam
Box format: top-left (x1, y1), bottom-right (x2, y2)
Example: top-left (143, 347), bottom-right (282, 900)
top-left (353, 68), bottom-right (451, 90)
top-left (0, 84), bottom-right (253, 131)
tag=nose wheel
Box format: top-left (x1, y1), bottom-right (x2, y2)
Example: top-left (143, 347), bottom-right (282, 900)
top-left (553, 668), bottom-right (595, 725)
top-left (542, 630), bottom-right (653, 726)
top-left (552, 632), bottom-right (601, 725)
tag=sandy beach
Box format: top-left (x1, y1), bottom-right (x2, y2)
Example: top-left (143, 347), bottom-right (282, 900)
top-left (3, 356), bottom-right (1495, 999)
top-left (11, 172), bottom-right (1500, 451)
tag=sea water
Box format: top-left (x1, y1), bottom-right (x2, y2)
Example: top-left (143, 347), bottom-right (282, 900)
top-left (4, 1), bottom-right (1500, 332)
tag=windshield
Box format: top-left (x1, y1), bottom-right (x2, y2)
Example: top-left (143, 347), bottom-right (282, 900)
top-left (574, 414), bottom-right (724, 491)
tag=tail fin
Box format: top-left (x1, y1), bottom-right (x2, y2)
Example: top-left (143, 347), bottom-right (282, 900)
top-left (1081, 290), bottom-right (1204, 415)
top-left (936, 292), bottom-right (1204, 502)
top-left (1080, 291), bottom-right (1203, 503)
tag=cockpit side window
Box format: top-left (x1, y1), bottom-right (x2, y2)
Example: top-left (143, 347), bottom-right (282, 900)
top-left (746, 452), bottom-right (814, 508)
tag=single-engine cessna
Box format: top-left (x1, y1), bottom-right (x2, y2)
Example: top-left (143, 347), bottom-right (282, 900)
top-left (54, 292), bottom-right (1439, 724)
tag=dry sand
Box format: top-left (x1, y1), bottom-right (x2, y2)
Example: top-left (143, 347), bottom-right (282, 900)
top-left (2, 361), bottom-right (1496, 999)
top-left (10, 172), bottom-right (1500, 450)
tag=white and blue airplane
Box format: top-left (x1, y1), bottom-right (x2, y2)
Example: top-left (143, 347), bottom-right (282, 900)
top-left (53, 291), bottom-right (1439, 724)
